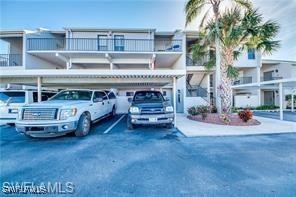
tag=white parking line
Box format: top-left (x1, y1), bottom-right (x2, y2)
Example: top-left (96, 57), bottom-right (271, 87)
top-left (103, 114), bottom-right (126, 134)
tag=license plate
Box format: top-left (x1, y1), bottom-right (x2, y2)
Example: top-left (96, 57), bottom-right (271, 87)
top-left (149, 117), bottom-right (158, 122)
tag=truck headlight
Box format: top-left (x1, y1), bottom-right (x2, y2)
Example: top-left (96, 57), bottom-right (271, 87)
top-left (9, 108), bottom-right (19, 114)
top-left (129, 106), bottom-right (140, 114)
top-left (60, 108), bottom-right (77, 120)
top-left (165, 106), bottom-right (174, 113)
top-left (18, 109), bottom-right (23, 120)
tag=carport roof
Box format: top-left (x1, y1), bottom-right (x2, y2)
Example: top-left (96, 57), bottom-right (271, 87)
top-left (232, 77), bottom-right (296, 89)
top-left (0, 69), bottom-right (185, 88)
top-left (0, 69), bottom-right (185, 78)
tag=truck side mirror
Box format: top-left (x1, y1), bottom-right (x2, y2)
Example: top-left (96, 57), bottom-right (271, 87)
top-left (164, 98), bottom-right (170, 101)
top-left (128, 98), bottom-right (133, 103)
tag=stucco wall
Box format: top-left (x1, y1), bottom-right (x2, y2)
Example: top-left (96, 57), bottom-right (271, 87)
top-left (234, 50), bottom-right (261, 68)
top-left (261, 62), bottom-right (296, 79)
top-left (184, 97), bottom-right (208, 113)
top-left (234, 95), bottom-right (259, 108)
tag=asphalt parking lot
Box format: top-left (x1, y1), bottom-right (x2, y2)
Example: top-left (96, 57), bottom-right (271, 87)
top-left (254, 111), bottom-right (296, 122)
top-left (1, 115), bottom-right (296, 196)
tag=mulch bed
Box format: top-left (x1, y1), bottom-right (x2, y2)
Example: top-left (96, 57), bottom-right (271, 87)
top-left (188, 113), bottom-right (261, 126)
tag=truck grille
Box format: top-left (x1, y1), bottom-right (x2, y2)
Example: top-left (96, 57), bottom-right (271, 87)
top-left (22, 108), bottom-right (58, 120)
top-left (141, 108), bottom-right (164, 114)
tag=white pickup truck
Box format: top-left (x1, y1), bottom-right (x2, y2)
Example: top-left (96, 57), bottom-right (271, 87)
top-left (15, 89), bottom-right (117, 138)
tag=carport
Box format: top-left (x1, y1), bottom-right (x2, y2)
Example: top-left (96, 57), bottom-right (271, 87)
top-left (0, 69), bottom-right (185, 126)
top-left (232, 77), bottom-right (296, 120)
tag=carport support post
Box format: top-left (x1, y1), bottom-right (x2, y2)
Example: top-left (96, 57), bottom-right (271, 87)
top-left (37, 77), bottom-right (42, 102)
top-left (173, 77), bottom-right (177, 127)
top-left (279, 82), bottom-right (283, 120)
top-left (292, 90), bottom-right (294, 112)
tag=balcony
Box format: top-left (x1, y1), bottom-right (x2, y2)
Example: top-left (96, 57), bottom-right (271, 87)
top-left (262, 76), bottom-right (283, 81)
top-left (0, 54), bottom-right (22, 67)
top-left (27, 38), bottom-right (182, 52)
top-left (186, 55), bottom-right (204, 66)
top-left (233, 77), bottom-right (253, 85)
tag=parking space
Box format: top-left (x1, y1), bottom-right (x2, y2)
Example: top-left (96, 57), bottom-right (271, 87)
top-left (254, 111), bottom-right (296, 122)
top-left (1, 116), bottom-right (296, 196)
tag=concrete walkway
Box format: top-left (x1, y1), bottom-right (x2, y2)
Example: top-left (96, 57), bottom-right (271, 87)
top-left (176, 113), bottom-right (296, 137)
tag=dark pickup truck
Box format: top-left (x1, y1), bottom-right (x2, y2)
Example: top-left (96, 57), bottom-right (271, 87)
top-left (127, 90), bottom-right (174, 129)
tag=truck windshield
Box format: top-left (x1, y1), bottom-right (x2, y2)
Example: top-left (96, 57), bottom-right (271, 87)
top-left (134, 91), bottom-right (164, 103)
top-left (50, 90), bottom-right (92, 101)
top-left (0, 92), bottom-right (26, 104)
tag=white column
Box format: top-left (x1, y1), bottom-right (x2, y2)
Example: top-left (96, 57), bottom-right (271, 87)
top-left (66, 59), bottom-right (72, 69)
top-left (22, 33), bottom-right (26, 68)
top-left (207, 74), bottom-right (210, 103)
top-left (256, 56), bottom-right (261, 107)
top-left (173, 77), bottom-right (177, 127)
top-left (110, 63), bottom-right (113, 70)
top-left (257, 88), bottom-right (261, 106)
top-left (279, 82), bottom-right (283, 120)
top-left (37, 77), bottom-right (42, 103)
top-left (292, 90), bottom-right (294, 112)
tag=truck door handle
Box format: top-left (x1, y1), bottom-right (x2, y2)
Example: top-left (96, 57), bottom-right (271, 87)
top-left (89, 104), bottom-right (93, 106)
top-left (102, 102), bottom-right (104, 105)
top-left (108, 101), bottom-right (110, 104)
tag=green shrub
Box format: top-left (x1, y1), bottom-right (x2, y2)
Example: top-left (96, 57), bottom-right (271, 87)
top-left (231, 107), bottom-right (239, 113)
top-left (210, 105), bottom-right (217, 113)
top-left (285, 94), bottom-right (296, 101)
top-left (187, 105), bottom-right (210, 120)
top-left (255, 105), bottom-right (279, 110)
top-left (187, 106), bottom-right (198, 116)
top-left (196, 105), bottom-right (210, 120)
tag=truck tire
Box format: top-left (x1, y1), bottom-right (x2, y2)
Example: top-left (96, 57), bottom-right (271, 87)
top-left (111, 106), bottom-right (116, 117)
top-left (166, 123), bottom-right (174, 129)
top-left (127, 116), bottom-right (134, 130)
top-left (75, 113), bottom-right (91, 137)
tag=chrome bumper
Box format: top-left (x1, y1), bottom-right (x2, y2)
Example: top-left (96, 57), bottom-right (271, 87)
top-left (129, 113), bottom-right (174, 125)
top-left (15, 121), bottom-right (78, 137)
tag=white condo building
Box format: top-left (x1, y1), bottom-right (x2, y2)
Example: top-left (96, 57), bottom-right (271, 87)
top-left (1, 28), bottom-right (295, 114)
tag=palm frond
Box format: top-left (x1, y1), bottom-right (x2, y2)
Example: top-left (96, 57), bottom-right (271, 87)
top-left (257, 40), bottom-right (280, 55)
top-left (234, 0), bottom-right (252, 10)
top-left (260, 20), bottom-right (280, 39)
top-left (233, 50), bottom-right (241, 60)
top-left (227, 65), bottom-right (239, 79)
top-left (185, 0), bottom-right (207, 26)
top-left (203, 58), bottom-right (216, 70)
top-left (199, 7), bottom-right (212, 28)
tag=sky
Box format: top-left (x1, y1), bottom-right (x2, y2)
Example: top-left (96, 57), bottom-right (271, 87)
top-left (0, 0), bottom-right (295, 61)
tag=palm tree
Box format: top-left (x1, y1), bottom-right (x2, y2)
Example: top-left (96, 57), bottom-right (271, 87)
top-left (185, 0), bottom-right (252, 113)
top-left (191, 8), bottom-right (280, 121)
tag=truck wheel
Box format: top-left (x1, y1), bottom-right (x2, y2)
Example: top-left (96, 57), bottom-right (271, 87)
top-left (166, 123), bottom-right (174, 129)
top-left (75, 113), bottom-right (91, 137)
top-left (127, 117), bottom-right (134, 130)
top-left (111, 106), bottom-right (116, 117)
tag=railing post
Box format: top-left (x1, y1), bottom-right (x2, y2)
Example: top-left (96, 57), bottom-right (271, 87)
top-left (279, 82), bottom-right (283, 120)
top-left (37, 77), bottom-right (42, 103)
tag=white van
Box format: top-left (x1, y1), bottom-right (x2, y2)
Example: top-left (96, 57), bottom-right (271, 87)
top-left (0, 88), bottom-right (57, 125)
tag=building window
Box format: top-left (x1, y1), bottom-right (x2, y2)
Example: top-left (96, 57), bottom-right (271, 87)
top-left (98, 35), bottom-right (108, 51)
top-left (248, 49), bottom-right (255, 59)
top-left (114, 35), bottom-right (124, 51)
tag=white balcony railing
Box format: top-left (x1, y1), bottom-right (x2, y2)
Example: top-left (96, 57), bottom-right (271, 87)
top-left (27, 38), bottom-right (182, 52)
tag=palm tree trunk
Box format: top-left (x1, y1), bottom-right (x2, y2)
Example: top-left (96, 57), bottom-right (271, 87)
top-left (220, 48), bottom-right (234, 119)
top-left (213, 5), bottom-right (222, 114)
